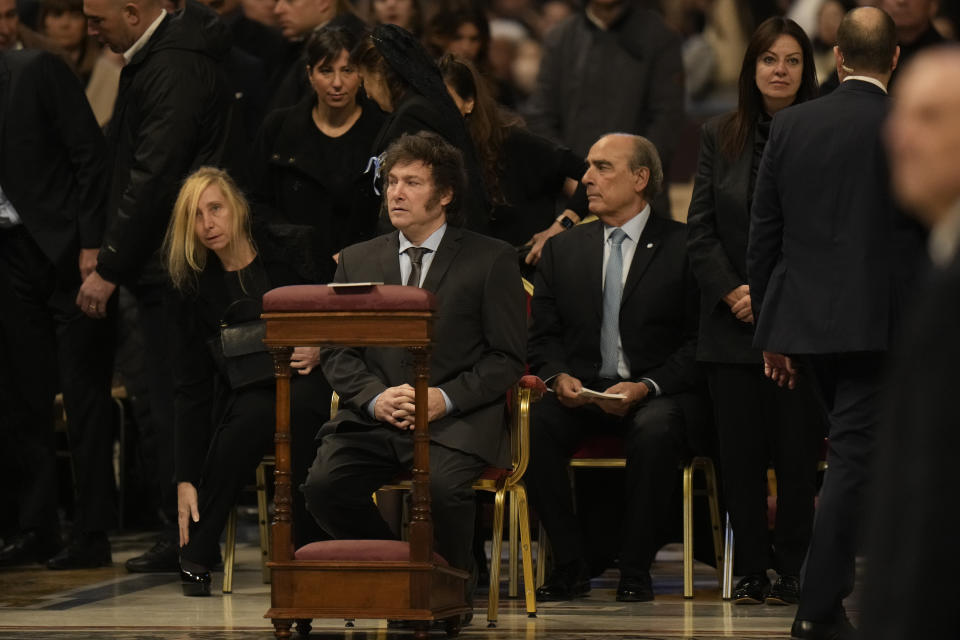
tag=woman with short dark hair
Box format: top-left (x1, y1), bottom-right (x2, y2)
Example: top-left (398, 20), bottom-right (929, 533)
top-left (249, 26), bottom-right (386, 282)
top-left (686, 16), bottom-right (825, 606)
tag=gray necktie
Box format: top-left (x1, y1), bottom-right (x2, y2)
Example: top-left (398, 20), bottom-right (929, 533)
top-left (599, 228), bottom-right (627, 379)
top-left (405, 246), bottom-right (431, 287)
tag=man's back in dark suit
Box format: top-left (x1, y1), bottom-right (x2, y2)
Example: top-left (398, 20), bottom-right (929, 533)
top-left (744, 9), bottom-right (922, 636)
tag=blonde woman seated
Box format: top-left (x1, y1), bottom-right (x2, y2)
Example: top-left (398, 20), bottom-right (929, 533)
top-left (163, 167), bottom-right (330, 596)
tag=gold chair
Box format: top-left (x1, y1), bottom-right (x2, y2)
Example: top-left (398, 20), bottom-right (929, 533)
top-left (223, 455), bottom-right (274, 593)
top-left (535, 434), bottom-right (725, 599)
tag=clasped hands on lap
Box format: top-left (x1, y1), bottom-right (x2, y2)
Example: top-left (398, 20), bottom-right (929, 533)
top-left (374, 384), bottom-right (448, 430)
top-left (553, 373), bottom-right (649, 417)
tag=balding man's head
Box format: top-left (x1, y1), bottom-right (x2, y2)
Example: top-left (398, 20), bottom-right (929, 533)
top-left (84, 0), bottom-right (163, 53)
top-left (886, 46), bottom-right (960, 225)
top-left (582, 134), bottom-right (662, 224)
top-left (836, 7), bottom-right (899, 76)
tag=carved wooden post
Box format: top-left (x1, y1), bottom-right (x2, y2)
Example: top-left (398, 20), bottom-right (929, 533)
top-left (271, 346), bottom-right (294, 563)
top-left (408, 345), bottom-right (433, 563)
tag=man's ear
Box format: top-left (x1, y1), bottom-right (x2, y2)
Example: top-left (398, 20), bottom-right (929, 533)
top-left (891, 44), bottom-right (901, 73)
top-left (634, 166), bottom-right (650, 195)
top-left (123, 2), bottom-right (140, 25)
top-left (439, 188), bottom-right (453, 208)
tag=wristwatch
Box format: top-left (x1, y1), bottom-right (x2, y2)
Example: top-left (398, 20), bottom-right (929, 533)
top-left (556, 215), bottom-right (575, 230)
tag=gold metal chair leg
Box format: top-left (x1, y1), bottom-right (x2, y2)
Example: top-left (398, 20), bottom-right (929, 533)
top-left (513, 484), bottom-right (537, 617)
top-left (682, 463), bottom-right (694, 599)
top-left (722, 512), bottom-right (735, 600)
top-left (535, 522), bottom-right (549, 588)
top-left (256, 461), bottom-right (271, 584)
top-left (223, 506), bottom-right (237, 594)
top-left (486, 487), bottom-right (507, 627)
top-left (702, 459), bottom-right (725, 586)
top-left (508, 491), bottom-right (519, 598)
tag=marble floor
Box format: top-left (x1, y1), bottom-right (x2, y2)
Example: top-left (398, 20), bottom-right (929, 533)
top-left (0, 529), bottom-right (838, 640)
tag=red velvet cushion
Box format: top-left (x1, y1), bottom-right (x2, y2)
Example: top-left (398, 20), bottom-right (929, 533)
top-left (572, 434), bottom-right (626, 459)
top-left (518, 375), bottom-right (547, 393)
top-left (263, 285), bottom-right (436, 313)
top-left (295, 539), bottom-right (448, 565)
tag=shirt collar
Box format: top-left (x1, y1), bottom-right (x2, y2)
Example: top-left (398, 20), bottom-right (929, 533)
top-left (929, 199), bottom-right (960, 268)
top-left (399, 223), bottom-right (447, 255)
top-left (843, 75), bottom-right (888, 94)
top-left (123, 10), bottom-right (167, 64)
top-left (603, 204), bottom-right (651, 243)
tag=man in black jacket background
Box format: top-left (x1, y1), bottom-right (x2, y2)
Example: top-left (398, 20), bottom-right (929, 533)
top-left (78, 0), bottom-right (239, 572)
top-left (747, 8), bottom-right (924, 639)
top-left (0, 49), bottom-right (114, 569)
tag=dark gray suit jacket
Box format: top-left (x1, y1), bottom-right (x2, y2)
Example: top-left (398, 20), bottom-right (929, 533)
top-left (318, 226), bottom-right (527, 466)
top-left (747, 80), bottom-right (923, 354)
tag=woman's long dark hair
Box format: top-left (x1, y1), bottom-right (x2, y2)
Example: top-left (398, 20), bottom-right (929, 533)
top-left (438, 54), bottom-right (522, 205)
top-left (720, 17), bottom-right (818, 158)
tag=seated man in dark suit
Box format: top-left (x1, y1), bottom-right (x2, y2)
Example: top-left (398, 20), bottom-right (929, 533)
top-left (526, 133), bottom-right (702, 603)
top-left (302, 131), bottom-right (527, 599)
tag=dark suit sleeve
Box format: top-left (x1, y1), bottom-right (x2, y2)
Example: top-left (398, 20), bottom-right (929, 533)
top-left (686, 123), bottom-right (742, 304)
top-left (437, 245), bottom-right (527, 414)
top-left (528, 235), bottom-right (569, 381)
top-left (96, 62), bottom-right (210, 283)
top-left (746, 117), bottom-right (785, 323)
top-left (317, 248), bottom-right (389, 414)
top-left (169, 290), bottom-right (216, 485)
top-left (638, 248), bottom-right (700, 394)
top-left (37, 52), bottom-right (108, 249)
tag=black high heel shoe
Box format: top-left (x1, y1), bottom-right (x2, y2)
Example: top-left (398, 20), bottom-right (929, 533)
top-left (180, 567), bottom-right (211, 596)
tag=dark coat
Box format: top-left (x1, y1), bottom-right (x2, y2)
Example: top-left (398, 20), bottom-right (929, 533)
top-left (249, 96), bottom-right (386, 283)
top-left (686, 115), bottom-right (758, 363)
top-left (371, 92), bottom-right (491, 234)
top-left (525, 2), bottom-right (685, 161)
top-left (747, 80), bottom-right (924, 354)
top-left (0, 50), bottom-right (107, 276)
top-left (169, 224), bottom-right (319, 485)
top-left (318, 227), bottom-right (527, 466)
top-left (860, 246), bottom-right (960, 640)
top-left (97, 1), bottom-right (239, 286)
top-left (490, 127), bottom-right (585, 248)
top-left (529, 215), bottom-right (700, 394)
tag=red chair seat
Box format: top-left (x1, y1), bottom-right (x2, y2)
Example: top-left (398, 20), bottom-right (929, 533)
top-left (295, 539), bottom-right (448, 565)
top-left (571, 434), bottom-right (626, 459)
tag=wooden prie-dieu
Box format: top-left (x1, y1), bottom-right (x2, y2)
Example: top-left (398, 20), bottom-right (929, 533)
top-left (260, 284), bottom-right (470, 639)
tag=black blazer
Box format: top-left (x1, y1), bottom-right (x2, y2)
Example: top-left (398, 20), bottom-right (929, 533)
top-left (529, 215), bottom-right (700, 395)
top-left (318, 226), bottom-right (527, 466)
top-left (747, 80), bottom-right (923, 354)
top-left (686, 115), bottom-right (759, 363)
top-left (0, 50), bottom-right (107, 277)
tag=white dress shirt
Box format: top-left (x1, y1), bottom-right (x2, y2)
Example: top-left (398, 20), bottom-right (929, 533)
top-left (0, 184), bottom-right (22, 228)
top-left (123, 10), bottom-right (167, 64)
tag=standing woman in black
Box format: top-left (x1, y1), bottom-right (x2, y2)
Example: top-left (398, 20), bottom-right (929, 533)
top-left (249, 26), bottom-right (386, 284)
top-left (356, 24), bottom-right (491, 234)
top-left (686, 17), bottom-right (825, 606)
top-left (165, 168), bottom-right (329, 596)
top-left (438, 54), bottom-right (587, 275)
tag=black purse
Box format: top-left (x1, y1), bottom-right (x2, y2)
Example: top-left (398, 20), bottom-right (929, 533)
top-left (210, 298), bottom-right (275, 390)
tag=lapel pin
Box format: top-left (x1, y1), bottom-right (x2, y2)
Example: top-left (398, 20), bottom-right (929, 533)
top-left (646, 243), bottom-right (654, 249)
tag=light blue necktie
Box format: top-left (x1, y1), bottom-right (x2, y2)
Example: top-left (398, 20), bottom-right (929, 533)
top-left (599, 228), bottom-right (627, 379)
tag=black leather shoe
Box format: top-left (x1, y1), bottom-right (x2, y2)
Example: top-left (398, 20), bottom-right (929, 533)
top-left (180, 568), bottom-right (212, 596)
top-left (790, 617), bottom-right (855, 640)
top-left (767, 574), bottom-right (801, 605)
top-left (733, 572), bottom-right (771, 604)
top-left (535, 560), bottom-right (590, 601)
top-left (616, 573), bottom-right (654, 602)
top-left (125, 538), bottom-right (180, 573)
top-left (0, 530), bottom-right (60, 567)
top-left (47, 532), bottom-right (111, 570)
